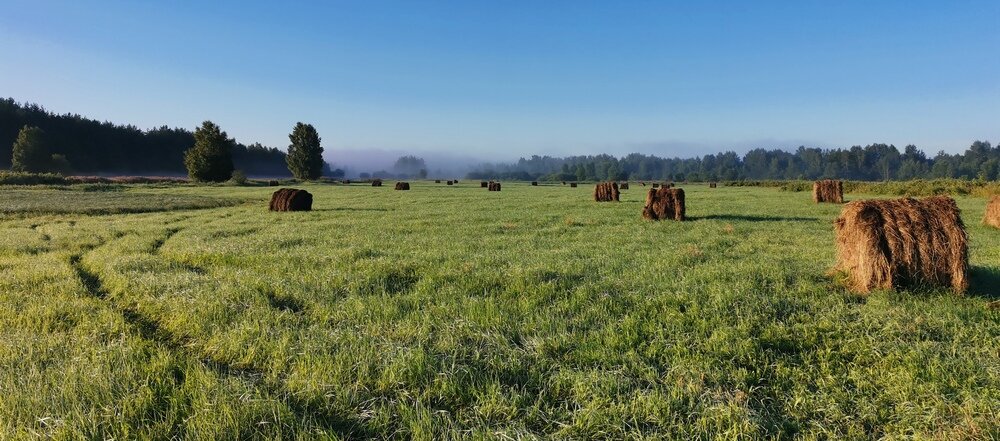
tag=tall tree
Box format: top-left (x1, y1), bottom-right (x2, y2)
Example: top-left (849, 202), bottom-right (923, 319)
top-left (10, 125), bottom-right (49, 173)
top-left (184, 121), bottom-right (234, 182)
top-left (286, 123), bottom-right (324, 180)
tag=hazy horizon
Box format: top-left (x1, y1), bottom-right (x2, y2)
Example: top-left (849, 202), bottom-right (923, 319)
top-left (2, 1), bottom-right (998, 164)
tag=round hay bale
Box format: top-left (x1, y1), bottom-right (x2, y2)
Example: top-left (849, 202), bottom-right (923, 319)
top-left (488, 182), bottom-right (501, 191)
top-left (481, 181), bottom-right (488, 188)
top-left (371, 179), bottom-right (383, 187)
top-left (834, 196), bottom-right (968, 293)
top-left (394, 182), bottom-right (410, 190)
top-left (268, 180), bottom-right (279, 186)
top-left (531, 181), bottom-right (538, 186)
top-left (447, 180), bottom-right (454, 185)
top-left (269, 188), bottom-right (312, 212)
top-left (570, 182), bottom-right (577, 188)
top-left (709, 182), bottom-right (717, 188)
top-left (984, 196), bottom-right (1000, 229)
top-left (813, 179), bottom-right (844, 203)
top-left (435, 180), bottom-right (441, 183)
top-left (641, 187), bottom-right (685, 221)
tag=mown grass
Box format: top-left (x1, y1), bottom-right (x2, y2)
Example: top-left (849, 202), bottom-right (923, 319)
top-left (0, 186), bottom-right (244, 215)
top-left (1, 182), bottom-right (998, 439)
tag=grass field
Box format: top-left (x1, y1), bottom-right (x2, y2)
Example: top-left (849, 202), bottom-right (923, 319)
top-left (1, 182), bottom-right (998, 439)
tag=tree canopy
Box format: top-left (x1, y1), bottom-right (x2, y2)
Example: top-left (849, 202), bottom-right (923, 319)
top-left (184, 121), bottom-right (234, 182)
top-left (286, 123), bottom-right (324, 180)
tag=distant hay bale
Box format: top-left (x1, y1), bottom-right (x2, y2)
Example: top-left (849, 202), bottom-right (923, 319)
top-left (561, 181), bottom-right (567, 185)
top-left (394, 182), bottom-right (410, 190)
top-left (481, 181), bottom-right (488, 188)
top-left (570, 183), bottom-right (577, 188)
top-left (435, 180), bottom-right (441, 183)
top-left (813, 179), bottom-right (844, 203)
top-left (488, 182), bottom-right (502, 191)
top-left (269, 188), bottom-right (313, 212)
top-left (454, 179), bottom-right (459, 183)
top-left (652, 183), bottom-right (659, 188)
top-left (268, 180), bottom-right (279, 186)
top-left (531, 181), bottom-right (538, 186)
top-left (709, 182), bottom-right (717, 188)
top-left (640, 181), bottom-right (646, 186)
top-left (593, 182), bottom-right (620, 202)
top-left (834, 196), bottom-right (968, 293)
top-left (620, 183), bottom-right (629, 190)
top-left (447, 180), bottom-right (454, 185)
top-left (343, 179), bottom-right (351, 184)
top-left (372, 179), bottom-right (383, 187)
top-left (985, 196), bottom-right (1000, 228)
top-left (642, 187), bottom-right (685, 221)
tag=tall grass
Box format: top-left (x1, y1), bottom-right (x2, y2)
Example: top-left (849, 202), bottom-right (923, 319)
top-left (1, 182), bottom-right (998, 438)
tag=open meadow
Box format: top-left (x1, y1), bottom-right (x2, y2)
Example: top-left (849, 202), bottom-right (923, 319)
top-left (1, 182), bottom-right (998, 439)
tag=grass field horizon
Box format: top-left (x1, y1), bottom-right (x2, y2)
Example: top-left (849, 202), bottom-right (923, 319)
top-left (2, 181), bottom-right (998, 439)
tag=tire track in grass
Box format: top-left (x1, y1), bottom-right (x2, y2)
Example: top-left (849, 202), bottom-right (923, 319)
top-left (68, 232), bottom-right (374, 438)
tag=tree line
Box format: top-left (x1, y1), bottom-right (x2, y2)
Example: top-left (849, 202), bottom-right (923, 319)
top-left (467, 142), bottom-right (1000, 182)
top-left (1, 98), bottom-right (334, 178)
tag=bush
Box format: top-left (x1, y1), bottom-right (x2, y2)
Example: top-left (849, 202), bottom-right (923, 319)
top-left (228, 169), bottom-right (248, 186)
top-left (0, 171), bottom-right (69, 186)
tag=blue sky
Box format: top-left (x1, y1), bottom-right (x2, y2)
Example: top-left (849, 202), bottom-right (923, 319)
top-left (1, 0), bottom-right (998, 163)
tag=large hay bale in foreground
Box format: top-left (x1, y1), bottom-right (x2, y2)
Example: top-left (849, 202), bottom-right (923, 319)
top-left (371, 179), bottom-right (382, 187)
top-left (488, 182), bottom-right (502, 191)
top-left (642, 188), bottom-right (685, 221)
top-left (834, 196), bottom-right (968, 293)
top-left (985, 196), bottom-right (1000, 229)
top-left (269, 188), bottom-right (313, 212)
top-left (593, 182), bottom-right (620, 202)
top-left (395, 182), bottom-right (410, 190)
top-left (813, 179), bottom-right (844, 203)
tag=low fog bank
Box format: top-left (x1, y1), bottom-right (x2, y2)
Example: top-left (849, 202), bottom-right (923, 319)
top-left (327, 149), bottom-right (501, 179)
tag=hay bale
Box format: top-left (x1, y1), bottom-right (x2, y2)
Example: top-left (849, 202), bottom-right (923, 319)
top-left (652, 183), bottom-right (659, 188)
top-left (642, 187), bottom-right (685, 221)
top-left (343, 179), bottom-right (351, 185)
top-left (813, 179), bottom-right (844, 203)
top-left (394, 182), bottom-right (410, 190)
top-left (481, 181), bottom-right (488, 188)
top-left (268, 180), bottom-right (279, 186)
top-left (594, 182), bottom-right (620, 202)
top-left (709, 182), bottom-right (717, 188)
top-left (371, 179), bottom-right (383, 187)
top-left (435, 180), bottom-right (441, 183)
top-left (447, 180), bottom-right (454, 185)
top-left (834, 196), bottom-right (968, 293)
top-left (620, 183), bottom-right (629, 190)
top-left (570, 183), bottom-right (577, 188)
top-left (488, 182), bottom-right (502, 191)
top-left (531, 181), bottom-right (538, 186)
top-left (269, 188), bottom-right (313, 212)
top-left (984, 196), bottom-right (1000, 229)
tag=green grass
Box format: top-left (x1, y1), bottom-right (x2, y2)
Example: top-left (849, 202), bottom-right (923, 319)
top-left (1, 181), bottom-right (998, 439)
top-left (0, 186), bottom-right (244, 215)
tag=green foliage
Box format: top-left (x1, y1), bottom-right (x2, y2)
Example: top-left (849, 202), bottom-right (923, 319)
top-left (10, 125), bottom-right (49, 173)
top-left (392, 155), bottom-right (427, 178)
top-left (286, 123), bottom-right (324, 180)
top-left (227, 169), bottom-right (248, 186)
top-left (1, 183), bottom-right (998, 438)
top-left (184, 121), bottom-right (234, 182)
top-left (49, 154), bottom-right (72, 175)
top-left (0, 171), bottom-right (68, 185)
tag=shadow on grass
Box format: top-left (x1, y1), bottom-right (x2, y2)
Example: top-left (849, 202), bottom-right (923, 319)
top-left (690, 214), bottom-right (818, 222)
top-left (968, 266), bottom-right (1000, 300)
top-left (312, 207), bottom-right (390, 212)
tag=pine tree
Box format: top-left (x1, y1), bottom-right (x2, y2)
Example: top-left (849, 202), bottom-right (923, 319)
top-left (286, 123), bottom-right (324, 180)
top-left (184, 121), bottom-right (234, 182)
top-left (10, 125), bottom-right (50, 173)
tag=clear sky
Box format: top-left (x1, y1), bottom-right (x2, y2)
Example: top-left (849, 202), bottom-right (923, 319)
top-left (1, 0), bottom-right (998, 162)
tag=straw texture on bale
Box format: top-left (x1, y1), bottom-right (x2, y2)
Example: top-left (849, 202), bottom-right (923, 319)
top-left (371, 179), bottom-right (382, 187)
top-left (269, 188), bottom-right (313, 212)
top-left (570, 183), bottom-right (577, 188)
top-left (813, 180), bottom-right (844, 203)
top-left (394, 182), bottom-right (410, 190)
top-left (593, 182), bottom-right (620, 202)
top-left (834, 196), bottom-right (968, 293)
top-left (488, 182), bottom-right (501, 191)
top-left (642, 187), bottom-right (685, 221)
top-left (984, 196), bottom-right (1000, 229)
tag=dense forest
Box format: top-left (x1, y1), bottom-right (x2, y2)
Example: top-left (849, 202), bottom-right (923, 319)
top-left (468, 141), bottom-right (1000, 182)
top-left (0, 98), bottom-right (297, 176)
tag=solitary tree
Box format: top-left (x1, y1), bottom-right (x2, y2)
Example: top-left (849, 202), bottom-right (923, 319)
top-left (184, 121), bottom-right (234, 182)
top-left (10, 125), bottom-right (50, 173)
top-left (286, 122), bottom-right (324, 180)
